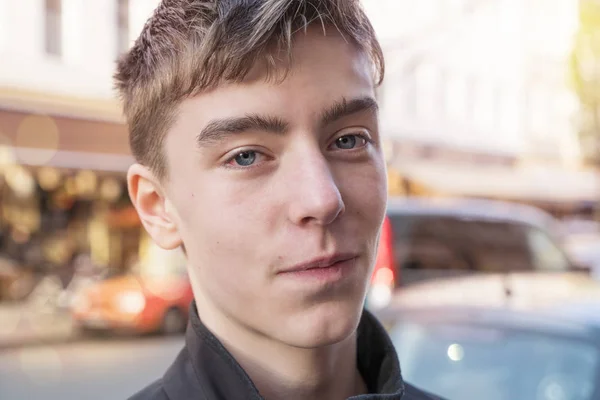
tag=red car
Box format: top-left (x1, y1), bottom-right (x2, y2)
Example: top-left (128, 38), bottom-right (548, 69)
top-left (366, 216), bottom-right (396, 309)
top-left (71, 272), bottom-right (194, 336)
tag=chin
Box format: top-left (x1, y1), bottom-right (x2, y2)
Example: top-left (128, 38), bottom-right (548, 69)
top-left (278, 298), bottom-right (365, 349)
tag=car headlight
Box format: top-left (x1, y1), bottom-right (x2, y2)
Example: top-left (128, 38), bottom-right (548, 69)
top-left (116, 291), bottom-right (146, 314)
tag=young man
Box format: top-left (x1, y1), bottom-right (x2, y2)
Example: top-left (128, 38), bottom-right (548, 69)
top-left (118, 1), bottom-right (443, 399)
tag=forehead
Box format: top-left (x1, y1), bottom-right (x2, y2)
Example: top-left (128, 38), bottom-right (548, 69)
top-left (173, 27), bottom-right (376, 130)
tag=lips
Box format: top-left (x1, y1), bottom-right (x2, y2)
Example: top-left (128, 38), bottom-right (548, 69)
top-left (280, 253), bottom-right (359, 274)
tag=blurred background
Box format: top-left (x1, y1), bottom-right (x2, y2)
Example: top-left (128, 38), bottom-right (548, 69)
top-left (2, 1), bottom-right (600, 399)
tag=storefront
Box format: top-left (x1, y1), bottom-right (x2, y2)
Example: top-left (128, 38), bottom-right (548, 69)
top-left (0, 164), bottom-right (142, 271)
top-left (384, 138), bottom-right (600, 219)
top-left (0, 107), bottom-right (142, 277)
top-left (387, 161), bottom-right (600, 219)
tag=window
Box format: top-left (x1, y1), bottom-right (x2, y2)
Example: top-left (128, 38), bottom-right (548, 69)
top-left (415, 63), bottom-right (440, 120)
top-left (497, 85), bottom-right (521, 139)
top-left (527, 88), bottom-right (551, 136)
top-left (445, 75), bottom-right (469, 122)
top-left (0, 0), bottom-right (6, 51)
top-left (117, 0), bottom-right (130, 56)
top-left (526, 227), bottom-right (571, 272)
top-left (472, 79), bottom-right (496, 131)
top-left (45, 0), bottom-right (62, 56)
top-left (388, 215), bottom-right (535, 285)
top-left (405, 71), bottom-right (418, 118)
top-left (387, 213), bottom-right (573, 286)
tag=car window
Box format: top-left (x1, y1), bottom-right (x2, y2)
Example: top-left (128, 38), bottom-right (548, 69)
top-left (388, 214), bottom-right (534, 284)
top-left (526, 227), bottom-right (571, 272)
top-left (390, 321), bottom-right (599, 400)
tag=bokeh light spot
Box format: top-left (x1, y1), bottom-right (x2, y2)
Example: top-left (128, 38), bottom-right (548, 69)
top-left (16, 115), bottom-right (60, 165)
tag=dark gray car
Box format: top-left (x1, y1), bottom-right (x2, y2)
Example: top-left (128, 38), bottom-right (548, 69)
top-left (377, 303), bottom-right (600, 400)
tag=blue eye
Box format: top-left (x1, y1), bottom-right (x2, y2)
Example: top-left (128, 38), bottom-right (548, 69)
top-left (233, 151), bottom-right (256, 166)
top-left (334, 135), bottom-right (367, 150)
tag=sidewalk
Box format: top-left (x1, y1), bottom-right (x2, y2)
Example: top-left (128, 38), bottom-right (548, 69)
top-left (0, 303), bottom-right (76, 350)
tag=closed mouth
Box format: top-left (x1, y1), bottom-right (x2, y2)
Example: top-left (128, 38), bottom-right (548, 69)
top-left (280, 253), bottom-right (359, 274)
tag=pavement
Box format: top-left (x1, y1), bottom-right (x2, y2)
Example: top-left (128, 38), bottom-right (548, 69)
top-left (0, 335), bottom-right (184, 400)
top-left (0, 303), bottom-right (76, 350)
top-left (0, 302), bottom-right (186, 399)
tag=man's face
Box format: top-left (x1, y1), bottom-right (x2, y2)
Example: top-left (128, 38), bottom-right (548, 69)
top-left (160, 28), bottom-right (387, 347)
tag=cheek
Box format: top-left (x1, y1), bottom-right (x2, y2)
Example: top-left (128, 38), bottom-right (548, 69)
top-left (177, 193), bottom-right (265, 302)
top-left (174, 176), bottom-right (270, 271)
top-left (202, 172), bottom-right (280, 239)
top-left (338, 157), bottom-right (387, 221)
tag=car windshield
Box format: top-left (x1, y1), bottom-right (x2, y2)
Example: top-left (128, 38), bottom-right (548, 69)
top-left (388, 214), bottom-right (571, 286)
top-left (389, 321), bottom-right (600, 400)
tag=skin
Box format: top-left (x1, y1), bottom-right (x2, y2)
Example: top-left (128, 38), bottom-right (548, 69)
top-left (128, 26), bottom-right (388, 400)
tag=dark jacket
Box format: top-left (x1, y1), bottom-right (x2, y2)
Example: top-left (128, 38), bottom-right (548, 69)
top-left (129, 302), bottom-right (444, 400)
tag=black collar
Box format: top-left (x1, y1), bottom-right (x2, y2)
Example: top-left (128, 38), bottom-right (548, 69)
top-left (162, 301), bottom-right (406, 400)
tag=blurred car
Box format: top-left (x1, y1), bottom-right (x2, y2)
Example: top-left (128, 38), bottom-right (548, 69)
top-left (563, 230), bottom-right (600, 280)
top-left (374, 272), bottom-right (600, 400)
top-left (386, 307), bottom-right (600, 400)
top-left (366, 196), bottom-right (580, 309)
top-left (71, 272), bottom-right (194, 336)
top-left (367, 214), bottom-right (397, 308)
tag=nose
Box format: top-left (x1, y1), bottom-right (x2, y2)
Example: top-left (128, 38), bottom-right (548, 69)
top-left (286, 150), bottom-right (345, 227)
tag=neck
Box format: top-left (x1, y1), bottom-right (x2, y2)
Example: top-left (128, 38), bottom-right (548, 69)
top-left (195, 295), bottom-right (367, 400)
top-left (231, 333), bottom-right (367, 400)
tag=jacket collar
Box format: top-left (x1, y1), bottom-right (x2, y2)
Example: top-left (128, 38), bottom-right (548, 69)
top-left (162, 301), bottom-right (405, 399)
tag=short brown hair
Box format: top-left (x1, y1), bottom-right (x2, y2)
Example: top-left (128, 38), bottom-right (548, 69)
top-left (115, 0), bottom-right (385, 180)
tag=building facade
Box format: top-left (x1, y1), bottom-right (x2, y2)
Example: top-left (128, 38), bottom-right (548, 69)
top-left (0, 0), bottom-right (158, 104)
top-left (363, 0), bottom-right (597, 209)
top-left (0, 0), bottom-right (161, 280)
top-left (364, 0), bottom-right (581, 163)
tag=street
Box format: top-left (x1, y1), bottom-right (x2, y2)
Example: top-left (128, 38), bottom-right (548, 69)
top-left (0, 335), bottom-right (184, 400)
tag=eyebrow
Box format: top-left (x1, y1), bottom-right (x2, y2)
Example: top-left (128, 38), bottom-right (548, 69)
top-left (320, 96), bottom-right (379, 126)
top-left (197, 115), bottom-right (289, 146)
top-left (196, 96), bottom-right (378, 147)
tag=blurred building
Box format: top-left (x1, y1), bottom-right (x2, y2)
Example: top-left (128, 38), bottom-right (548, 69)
top-left (0, 0), bottom-right (161, 279)
top-left (365, 0), bottom-right (600, 214)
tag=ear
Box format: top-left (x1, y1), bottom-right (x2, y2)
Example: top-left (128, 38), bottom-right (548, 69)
top-left (127, 163), bottom-right (182, 250)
